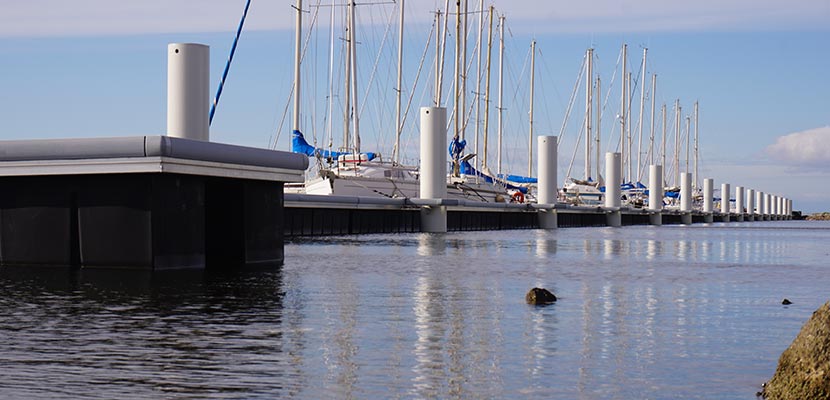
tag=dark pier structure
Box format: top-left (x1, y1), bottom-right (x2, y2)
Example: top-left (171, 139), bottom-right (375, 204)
top-left (283, 195), bottom-right (770, 238)
top-left (0, 136), bottom-right (307, 270)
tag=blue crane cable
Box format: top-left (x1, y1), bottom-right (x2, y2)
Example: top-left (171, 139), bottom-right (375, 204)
top-left (209, 0), bottom-right (253, 125)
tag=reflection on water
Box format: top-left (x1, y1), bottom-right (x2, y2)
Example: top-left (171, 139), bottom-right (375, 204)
top-left (1, 221), bottom-right (829, 398)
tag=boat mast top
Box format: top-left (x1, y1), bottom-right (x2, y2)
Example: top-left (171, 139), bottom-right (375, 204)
top-left (649, 73), bottom-right (657, 166)
top-left (694, 101), bottom-right (699, 190)
top-left (619, 44), bottom-right (627, 182)
top-left (636, 47), bottom-right (647, 183)
top-left (349, 0), bottom-right (360, 154)
top-left (685, 114), bottom-right (691, 176)
top-left (343, 1), bottom-right (352, 151)
top-left (393, 0), bottom-right (404, 164)
top-left (475, 0), bottom-right (484, 172)
top-left (674, 99), bottom-right (681, 187)
top-left (434, 9), bottom-right (442, 106)
top-left (528, 40), bottom-right (536, 178)
top-left (626, 71), bottom-right (632, 182)
top-left (585, 48), bottom-right (593, 181)
top-left (482, 6), bottom-right (494, 170)
top-left (661, 103), bottom-right (667, 182)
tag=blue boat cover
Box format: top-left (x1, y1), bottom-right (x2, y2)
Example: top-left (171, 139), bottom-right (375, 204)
top-left (292, 130), bottom-right (376, 161)
top-left (460, 160), bottom-right (528, 194)
top-left (499, 173), bottom-right (538, 184)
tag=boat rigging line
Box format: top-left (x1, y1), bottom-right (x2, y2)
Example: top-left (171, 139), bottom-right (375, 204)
top-left (209, 0), bottom-right (253, 126)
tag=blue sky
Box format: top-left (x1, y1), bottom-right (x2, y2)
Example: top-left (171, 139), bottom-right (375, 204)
top-left (1, 1), bottom-right (829, 212)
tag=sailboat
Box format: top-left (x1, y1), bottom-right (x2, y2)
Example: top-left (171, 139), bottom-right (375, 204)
top-left (285, 0), bottom-right (515, 203)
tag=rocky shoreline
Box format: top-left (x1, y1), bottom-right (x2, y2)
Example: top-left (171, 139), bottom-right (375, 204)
top-left (762, 302), bottom-right (830, 399)
top-left (805, 212), bottom-right (830, 221)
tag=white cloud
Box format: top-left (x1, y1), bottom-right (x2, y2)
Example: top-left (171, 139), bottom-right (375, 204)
top-left (1, 0), bottom-right (828, 37)
top-left (766, 126), bottom-right (830, 167)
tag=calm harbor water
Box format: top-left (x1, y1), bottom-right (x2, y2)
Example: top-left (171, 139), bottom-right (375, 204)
top-left (1, 221), bottom-right (829, 399)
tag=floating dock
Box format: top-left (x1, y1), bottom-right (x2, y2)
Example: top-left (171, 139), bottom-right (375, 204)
top-left (284, 193), bottom-right (788, 238)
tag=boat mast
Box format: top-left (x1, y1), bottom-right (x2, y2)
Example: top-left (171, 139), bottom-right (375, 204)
top-left (461, 0), bottom-right (468, 143)
top-left (293, 0), bottom-right (302, 134)
top-left (685, 114), bottom-right (691, 176)
top-left (452, 0), bottom-right (461, 176)
top-left (661, 103), bottom-right (667, 181)
top-left (326, 0), bottom-right (335, 153)
top-left (674, 99), bottom-right (680, 186)
top-left (649, 73), bottom-right (656, 165)
top-left (497, 14), bottom-right (505, 177)
top-left (585, 48), bottom-right (593, 180)
top-left (619, 44), bottom-right (627, 182)
top-left (349, 0), bottom-right (360, 153)
top-left (343, 3), bottom-right (352, 150)
top-left (453, 0), bottom-right (460, 141)
top-left (694, 101), bottom-right (699, 190)
top-left (482, 6), bottom-right (493, 170)
top-left (626, 71), bottom-right (632, 182)
top-left (434, 9), bottom-right (442, 106)
top-left (440, 0), bottom-right (450, 106)
top-left (393, 0), bottom-right (404, 164)
top-left (528, 40), bottom-right (536, 177)
top-left (475, 0), bottom-right (484, 171)
top-left (596, 76), bottom-right (601, 182)
top-left (636, 47), bottom-right (647, 182)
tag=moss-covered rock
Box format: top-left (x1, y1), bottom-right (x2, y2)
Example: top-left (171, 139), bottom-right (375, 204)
top-left (525, 287), bottom-right (557, 305)
top-left (763, 301), bottom-right (830, 399)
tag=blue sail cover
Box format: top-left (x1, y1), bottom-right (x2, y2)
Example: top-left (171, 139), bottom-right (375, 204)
top-left (459, 160), bottom-right (528, 194)
top-left (450, 138), bottom-right (536, 185)
top-left (600, 181), bottom-right (642, 193)
top-left (448, 137), bottom-right (466, 161)
top-left (291, 130), bottom-right (376, 161)
top-left (498, 173), bottom-right (538, 184)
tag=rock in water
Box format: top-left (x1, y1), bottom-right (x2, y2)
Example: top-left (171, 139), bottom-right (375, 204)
top-left (763, 301), bottom-right (830, 399)
top-left (782, 298), bottom-right (793, 305)
top-left (526, 287), bottom-right (557, 305)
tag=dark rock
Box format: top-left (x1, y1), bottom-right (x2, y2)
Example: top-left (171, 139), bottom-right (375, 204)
top-left (526, 287), bottom-right (557, 305)
top-left (762, 301), bottom-right (830, 399)
top-left (782, 298), bottom-right (793, 305)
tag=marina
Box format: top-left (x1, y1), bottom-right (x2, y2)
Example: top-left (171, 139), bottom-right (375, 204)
top-left (1, 1), bottom-right (828, 398)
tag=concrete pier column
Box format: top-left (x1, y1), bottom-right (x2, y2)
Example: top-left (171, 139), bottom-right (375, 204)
top-left (756, 191), bottom-right (764, 220)
top-left (735, 186), bottom-right (745, 222)
top-left (680, 172), bottom-right (692, 224)
top-left (419, 107), bottom-right (447, 232)
top-left (721, 183), bottom-right (731, 222)
top-left (747, 189), bottom-right (755, 221)
top-left (771, 195), bottom-right (778, 220)
top-left (605, 152), bottom-right (622, 227)
top-left (167, 43), bottom-right (210, 141)
top-left (648, 164), bottom-right (663, 226)
top-left (703, 178), bottom-right (714, 223)
top-left (537, 136), bottom-right (558, 229)
top-left (779, 197), bottom-right (786, 220)
top-left (765, 193), bottom-right (772, 221)
top-left (775, 196), bottom-right (782, 220)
